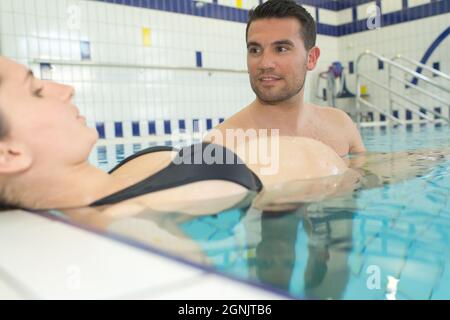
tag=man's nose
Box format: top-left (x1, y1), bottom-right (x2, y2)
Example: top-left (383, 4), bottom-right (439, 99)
top-left (258, 51), bottom-right (276, 70)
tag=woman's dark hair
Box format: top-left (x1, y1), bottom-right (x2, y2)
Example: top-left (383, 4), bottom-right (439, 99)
top-left (246, 0), bottom-right (317, 50)
top-left (0, 110), bottom-right (8, 139)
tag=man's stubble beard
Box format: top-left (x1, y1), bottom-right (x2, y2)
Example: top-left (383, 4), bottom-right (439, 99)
top-left (250, 69), bottom-right (307, 105)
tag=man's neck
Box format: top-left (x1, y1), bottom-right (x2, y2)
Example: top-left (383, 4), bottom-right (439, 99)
top-left (250, 94), bottom-right (310, 135)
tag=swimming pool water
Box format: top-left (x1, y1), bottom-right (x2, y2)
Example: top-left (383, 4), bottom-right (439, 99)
top-left (80, 124), bottom-right (450, 299)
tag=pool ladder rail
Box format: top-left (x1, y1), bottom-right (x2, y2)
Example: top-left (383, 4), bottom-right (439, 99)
top-left (355, 50), bottom-right (450, 126)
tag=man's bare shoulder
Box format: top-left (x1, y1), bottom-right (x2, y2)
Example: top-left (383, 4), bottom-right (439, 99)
top-left (310, 104), bottom-right (366, 153)
top-left (310, 105), bottom-right (359, 135)
top-left (214, 117), bottom-right (241, 131)
top-left (214, 106), bottom-right (254, 131)
top-left (204, 109), bottom-right (249, 142)
top-left (311, 104), bottom-right (354, 124)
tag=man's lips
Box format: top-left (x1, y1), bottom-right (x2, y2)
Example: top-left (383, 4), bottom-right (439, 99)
top-left (259, 75), bottom-right (282, 85)
top-left (259, 75), bottom-right (282, 81)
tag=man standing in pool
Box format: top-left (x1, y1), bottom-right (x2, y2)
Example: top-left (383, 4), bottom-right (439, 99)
top-left (209, 0), bottom-right (365, 157)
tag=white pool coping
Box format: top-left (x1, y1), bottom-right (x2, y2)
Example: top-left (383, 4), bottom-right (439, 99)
top-left (0, 210), bottom-right (288, 300)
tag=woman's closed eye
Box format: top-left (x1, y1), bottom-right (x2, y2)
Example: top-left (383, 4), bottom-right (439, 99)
top-left (32, 87), bottom-right (44, 98)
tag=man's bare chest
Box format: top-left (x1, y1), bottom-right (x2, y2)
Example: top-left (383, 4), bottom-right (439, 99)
top-left (299, 121), bottom-right (350, 156)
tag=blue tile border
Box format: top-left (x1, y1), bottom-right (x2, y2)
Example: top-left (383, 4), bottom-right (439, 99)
top-left (297, 0), bottom-right (375, 11)
top-left (420, 108), bottom-right (427, 120)
top-left (164, 120), bottom-right (172, 134)
top-left (432, 61), bottom-right (440, 71)
top-left (132, 121), bottom-right (140, 136)
top-left (114, 121), bottom-right (123, 138)
top-left (148, 120), bottom-right (156, 135)
top-left (178, 119), bottom-right (186, 131)
top-left (96, 122), bottom-right (105, 139)
top-left (349, 61), bottom-right (354, 74)
top-left (434, 107), bottom-right (442, 119)
top-left (338, 0), bottom-right (450, 36)
top-left (80, 41), bottom-right (91, 61)
top-left (411, 26), bottom-right (450, 86)
top-left (393, 110), bottom-right (399, 118)
top-left (403, 0), bottom-right (409, 10)
top-left (192, 119), bottom-right (200, 132)
top-left (196, 51), bottom-right (203, 68)
top-left (94, 118), bottom-right (227, 138)
top-left (406, 110), bottom-right (412, 120)
top-left (94, 0), bottom-right (450, 37)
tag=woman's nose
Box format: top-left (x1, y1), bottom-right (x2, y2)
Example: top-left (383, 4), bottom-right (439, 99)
top-left (60, 85), bottom-right (75, 102)
top-left (54, 83), bottom-right (75, 102)
top-left (43, 81), bottom-right (75, 102)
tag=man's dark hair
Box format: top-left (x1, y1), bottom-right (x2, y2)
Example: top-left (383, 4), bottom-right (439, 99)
top-left (246, 0), bottom-right (317, 50)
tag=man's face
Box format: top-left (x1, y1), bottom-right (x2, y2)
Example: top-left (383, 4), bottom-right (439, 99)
top-left (247, 18), bottom-right (311, 104)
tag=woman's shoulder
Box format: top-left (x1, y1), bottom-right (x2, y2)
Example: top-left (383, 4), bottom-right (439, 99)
top-left (108, 145), bottom-right (178, 179)
top-left (109, 145), bottom-right (177, 174)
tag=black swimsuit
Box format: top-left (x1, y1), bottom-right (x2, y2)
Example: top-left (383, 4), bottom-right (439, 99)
top-left (90, 142), bottom-right (263, 206)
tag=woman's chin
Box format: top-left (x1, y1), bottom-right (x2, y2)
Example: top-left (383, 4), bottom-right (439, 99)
top-left (85, 127), bottom-right (100, 152)
top-left (89, 126), bottom-right (100, 142)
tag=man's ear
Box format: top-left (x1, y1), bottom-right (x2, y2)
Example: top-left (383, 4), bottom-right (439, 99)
top-left (306, 46), bottom-right (321, 71)
top-left (0, 142), bottom-right (32, 174)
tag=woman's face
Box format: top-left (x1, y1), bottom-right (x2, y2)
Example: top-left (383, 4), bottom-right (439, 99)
top-left (0, 56), bottom-right (98, 167)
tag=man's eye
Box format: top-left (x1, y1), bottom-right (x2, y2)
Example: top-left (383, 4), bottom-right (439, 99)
top-left (248, 47), bottom-right (260, 54)
top-left (277, 47), bottom-right (288, 53)
top-left (33, 88), bottom-right (44, 98)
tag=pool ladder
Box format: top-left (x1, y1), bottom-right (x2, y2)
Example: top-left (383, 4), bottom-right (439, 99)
top-left (355, 50), bottom-right (450, 126)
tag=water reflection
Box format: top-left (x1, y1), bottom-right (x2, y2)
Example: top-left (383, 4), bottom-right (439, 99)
top-left (47, 147), bottom-right (450, 299)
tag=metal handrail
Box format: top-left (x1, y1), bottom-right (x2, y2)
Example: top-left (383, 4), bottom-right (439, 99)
top-left (357, 51), bottom-right (449, 93)
top-left (392, 54), bottom-right (450, 82)
top-left (359, 73), bottom-right (448, 122)
top-left (358, 98), bottom-right (404, 125)
top-left (30, 58), bottom-right (248, 74)
top-left (355, 50), bottom-right (450, 126)
top-left (390, 73), bottom-right (449, 107)
top-left (390, 99), bottom-right (435, 122)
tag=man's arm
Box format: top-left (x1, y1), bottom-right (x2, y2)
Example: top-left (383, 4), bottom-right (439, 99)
top-left (349, 122), bottom-right (366, 154)
top-left (337, 109), bottom-right (366, 154)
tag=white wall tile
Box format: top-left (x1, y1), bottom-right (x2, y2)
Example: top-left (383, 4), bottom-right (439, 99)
top-left (381, 0), bottom-right (403, 14)
top-left (338, 8), bottom-right (353, 25)
top-left (0, 0), bottom-right (447, 130)
top-left (408, 0), bottom-right (431, 8)
top-left (0, 0), bottom-right (14, 13)
top-left (318, 8), bottom-right (338, 26)
top-left (357, 1), bottom-right (376, 21)
top-left (302, 5), bottom-right (316, 21)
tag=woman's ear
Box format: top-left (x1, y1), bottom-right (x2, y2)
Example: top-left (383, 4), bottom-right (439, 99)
top-left (306, 46), bottom-right (321, 71)
top-left (0, 141), bottom-right (32, 174)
